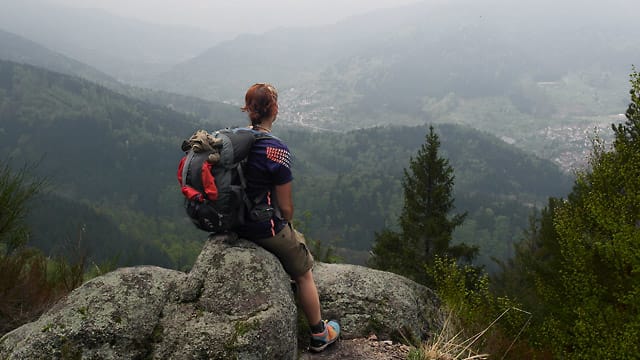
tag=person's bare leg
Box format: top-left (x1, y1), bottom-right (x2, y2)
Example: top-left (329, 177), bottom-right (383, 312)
top-left (294, 269), bottom-right (322, 326)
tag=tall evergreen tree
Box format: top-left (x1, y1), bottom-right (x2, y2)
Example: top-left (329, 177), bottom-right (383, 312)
top-left (491, 197), bottom-right (563, 332)
top-left (369, 126), bottom-right (477, 286)
top-left (540, 69), bottom-right (640, 358)
top-left (498, 69), bottom-right (640, 358)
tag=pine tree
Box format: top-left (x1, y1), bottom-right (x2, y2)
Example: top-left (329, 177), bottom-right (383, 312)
top-left (500, 69), bottom-right (640, 358)
top-left (369, 126), bottom-right (477, 286)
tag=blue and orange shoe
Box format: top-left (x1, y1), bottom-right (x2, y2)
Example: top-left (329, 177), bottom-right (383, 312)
top-left (310, 320), bottom-right (340, 352)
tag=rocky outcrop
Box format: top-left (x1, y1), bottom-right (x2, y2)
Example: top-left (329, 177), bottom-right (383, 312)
top-left (0, 235), bottom-right (443, 359)
top-left (0, 235), bottom-right (297, 360)
top-left (314, 263), bottom-right (442, 342)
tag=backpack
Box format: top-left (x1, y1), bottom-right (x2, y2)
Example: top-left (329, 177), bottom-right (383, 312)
top-left (177, 128), bottom-right (272, 233)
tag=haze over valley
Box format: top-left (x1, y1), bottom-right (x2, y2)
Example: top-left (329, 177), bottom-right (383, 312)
top-left (0, 0), bottom-right (638, 266)
top-left (3, 2), bottom-right (640, 356)
top-left (3, 0), bottom-right (637, 172)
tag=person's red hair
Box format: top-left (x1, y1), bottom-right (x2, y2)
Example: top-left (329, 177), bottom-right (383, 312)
top-left (241, 83), bottom-right (279, 125)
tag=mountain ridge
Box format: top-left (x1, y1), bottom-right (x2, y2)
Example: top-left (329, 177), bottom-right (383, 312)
top-left (0, 28), bottom-right (119, 88)
top-left (0, 0), bottom-right (222, 81)
top-left (0, 28), bottom-right (248, 129)
top-left (1, 59), bottom-right (572, 270)
top-left (146, 0), bottom-right (637, 172)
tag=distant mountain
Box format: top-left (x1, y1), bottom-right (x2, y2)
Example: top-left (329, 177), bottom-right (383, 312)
top-left (0, 60), bottom-right (245, 212)
top-left (0, 28), bottom-right (119, 88)
top-left (151, 16), bottom-right (397, 103)
top-left (311, 0), bottom-right (639, 118)
top-left (0, 0), bottom-right (222, 82)
top-left (150, 0), bottom-right (638, 172)
top-left (0, 59), bottom-right (572, 270)
top-left (0, 27), bottom-right (247, 128)
top-left (0, 59), bottom-right (245, 267)
top-left (154, 0), bottom-right (639, 106)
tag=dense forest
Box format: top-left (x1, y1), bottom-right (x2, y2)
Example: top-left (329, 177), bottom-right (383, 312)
top-left (282, 124), bottom-right (571, 269)
top-left (0, 35), bottom-right (638, 360)
top-left (368, 70), bottom-right (640, 358)
top-left (1, 0), bottom-right (638, 357)
top-left (4, 0), bottom-right (637, 172)
top-left (0, 60), bottom-right (572, 272)
top-left (0, 60), bottom-right (213, 268)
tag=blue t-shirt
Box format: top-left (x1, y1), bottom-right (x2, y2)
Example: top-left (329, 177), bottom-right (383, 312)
top-left (236, 133), bottom-right (293, 240)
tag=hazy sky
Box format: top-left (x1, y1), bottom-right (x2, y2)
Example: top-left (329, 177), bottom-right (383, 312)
top-left (47, 0), bottom-right (425, 35)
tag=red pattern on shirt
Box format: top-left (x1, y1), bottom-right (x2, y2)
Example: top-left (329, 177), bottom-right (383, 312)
top-left (266, 146), bottom-right (291, 168)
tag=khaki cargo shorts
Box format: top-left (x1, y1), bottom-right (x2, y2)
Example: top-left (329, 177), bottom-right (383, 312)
top-left (253, 223), bottom-right (314, 278)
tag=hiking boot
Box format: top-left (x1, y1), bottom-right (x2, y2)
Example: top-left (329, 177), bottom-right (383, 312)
top-left (309, 320), bottom-right (340, 352)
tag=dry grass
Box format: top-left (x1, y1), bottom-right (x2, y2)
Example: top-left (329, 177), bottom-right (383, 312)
top-left (413, 314), bottom-right (489, 360)
top-left (410, 307), bottom-right (532, 360)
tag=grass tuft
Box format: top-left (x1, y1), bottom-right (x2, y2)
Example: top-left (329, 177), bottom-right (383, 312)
top-left (410, 307), bottom-right (532, 360)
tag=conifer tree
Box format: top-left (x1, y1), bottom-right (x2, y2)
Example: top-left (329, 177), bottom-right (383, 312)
top-left (500, 69), bottom-right (640, 357)
top-left (369, 126), bottom-right (477, 286)
top-left (537, 69), bottom-right (640, 358)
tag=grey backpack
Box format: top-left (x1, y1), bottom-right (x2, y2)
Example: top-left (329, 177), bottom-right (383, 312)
top-left (178, 128), bottom-right (271, 233)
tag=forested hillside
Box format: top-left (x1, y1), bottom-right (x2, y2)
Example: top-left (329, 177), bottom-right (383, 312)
top-left (0, 60), bottom-right (571, 271)
top-left (1, 1), bottom-right (636, 356)
top-left (281, 125), bottom-right (572, 268)
top-left (148, 0), bottom-right (637, 171)
top-left (0, 29), bottom-right (119, 89)
top-left (0, 28), bottom-right (247, 130)
top-left (0, 60), bottom-right (239, 268)
top-left (2, 0), bottom-right (636, 172)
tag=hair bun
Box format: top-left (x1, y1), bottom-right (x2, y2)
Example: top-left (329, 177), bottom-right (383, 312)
top-left (242, 83), bottom-right (278, 124)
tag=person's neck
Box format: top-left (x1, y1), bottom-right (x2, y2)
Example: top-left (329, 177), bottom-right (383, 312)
top-left (253, 123), bottom-right (272, 133)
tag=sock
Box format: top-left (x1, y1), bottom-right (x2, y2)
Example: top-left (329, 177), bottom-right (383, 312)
top-left (310, 320), bottom-right (325, 334)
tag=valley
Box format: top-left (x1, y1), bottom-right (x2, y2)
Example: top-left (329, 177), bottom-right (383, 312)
top-left (1, 1), bottom-right (638, 357)
top-left (0, 0), bottom-right (637, 268)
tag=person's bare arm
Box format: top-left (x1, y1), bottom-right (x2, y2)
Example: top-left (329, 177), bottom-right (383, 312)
top-left (275, 181), bottom-right (293, 221)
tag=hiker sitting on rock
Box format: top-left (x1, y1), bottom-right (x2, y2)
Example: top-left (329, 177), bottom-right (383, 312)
top-left (236, 83), bottom-right (340, 352)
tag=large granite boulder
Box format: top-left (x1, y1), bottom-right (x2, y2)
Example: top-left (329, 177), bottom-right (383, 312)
top-left (314, 263), bottom-right (443, 342)
top-left (0, 235), bottom-right (443, 359)
top-left (0, 235), bottom-right (297, 360)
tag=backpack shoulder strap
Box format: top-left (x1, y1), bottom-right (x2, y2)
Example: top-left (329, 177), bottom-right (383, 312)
top-left (181, 150), bottom-right (196, 187)
top-left (234, 129), bottom-right (283, 219)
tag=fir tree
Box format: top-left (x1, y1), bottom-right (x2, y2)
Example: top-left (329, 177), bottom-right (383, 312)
top-left (369, 126), bottom-right (477, 286)
top-left (497, 69), bottom-right (640, 357)
top-left (539, 68), bottom-right (640, 357)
